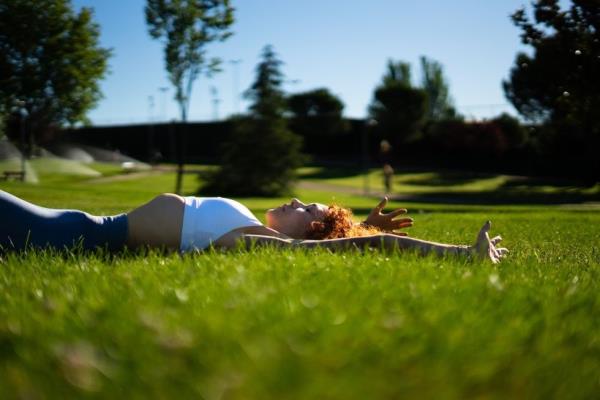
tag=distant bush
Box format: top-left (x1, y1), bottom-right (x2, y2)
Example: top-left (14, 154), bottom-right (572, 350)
top-left (491, 113), bottom-right (528, 150)
top-left (288, 88), bottom-right (349, 138)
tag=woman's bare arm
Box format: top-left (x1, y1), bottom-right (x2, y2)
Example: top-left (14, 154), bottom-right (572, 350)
top-left (237, 222), bottom-right (508, 263)
top-left (238, 233), bottom-right (470, 255)
top-left (239, 234), bottom-right (377, 251)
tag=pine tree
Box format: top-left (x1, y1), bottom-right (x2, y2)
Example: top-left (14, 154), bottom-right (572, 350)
top-left (201, 45), bottom-right (303, 196)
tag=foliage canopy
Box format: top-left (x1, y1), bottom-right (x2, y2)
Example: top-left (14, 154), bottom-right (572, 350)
top-left (288, 88), bottom-right (348, 137)
top-left (145, 0), bottom-right (234, 121)
top-left (369, 60), bottom-right (428, 144)
top-left (420, 56), bottom-right (457, 121)
top-left (0, 0), bottom-right (110, 142)
top-left (503, 0), bottom-right (600, 124)
top-left (503, 0), bottom-right (600, 179)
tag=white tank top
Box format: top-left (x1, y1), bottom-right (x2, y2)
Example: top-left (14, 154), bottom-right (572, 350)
top-left (180, 197), bottom-right (262, 252)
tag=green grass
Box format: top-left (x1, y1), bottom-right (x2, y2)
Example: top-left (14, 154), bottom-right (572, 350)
top-left (298, 166), bottom-right (600, 205)
top-left (1, 164), bottom-right (599, 398)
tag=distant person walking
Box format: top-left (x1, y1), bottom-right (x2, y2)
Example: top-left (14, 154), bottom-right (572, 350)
top-left (383, 163), bottom-right (394, 194)
top-left (380, 140), bottom-right (394, 194)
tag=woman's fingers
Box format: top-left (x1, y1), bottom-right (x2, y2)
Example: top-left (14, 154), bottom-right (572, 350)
top-left (490, 235), bottom-right (502, 245)
top-left (470, 221), bottom-right (507, 263)
top-left (387, 208), bottom-right (408, 218)
top-left (375, 197), bottom-right (388, 212)
top-left (496, 248), bottom-right (509, 256)
top-left (392, 220), bottom-right (413, 230)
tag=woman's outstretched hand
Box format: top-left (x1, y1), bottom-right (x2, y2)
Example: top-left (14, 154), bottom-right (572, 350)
top-left (472, 221), bottom-right (509, 263)
top-left (364, 197), bottom-right (413, 235)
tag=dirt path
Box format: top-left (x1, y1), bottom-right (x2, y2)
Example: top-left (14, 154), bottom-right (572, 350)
top-left (87, 165), bottom-right (206, 184)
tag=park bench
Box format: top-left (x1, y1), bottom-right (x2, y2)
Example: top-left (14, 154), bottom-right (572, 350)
top-left (0, 171), bottom-right (25, 181)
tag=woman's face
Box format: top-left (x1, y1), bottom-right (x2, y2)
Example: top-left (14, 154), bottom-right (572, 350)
top-left (266, 198), bottom-right (328, 238)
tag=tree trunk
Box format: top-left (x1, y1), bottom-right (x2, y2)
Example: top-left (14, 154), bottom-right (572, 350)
top-left (175, 127), bottom-right (184, 195)
top-left (174, 103), bottom-right (187, 194)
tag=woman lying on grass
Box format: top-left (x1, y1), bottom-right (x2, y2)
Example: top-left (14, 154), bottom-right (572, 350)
top-left (0, 190), bottom-right (508, 262)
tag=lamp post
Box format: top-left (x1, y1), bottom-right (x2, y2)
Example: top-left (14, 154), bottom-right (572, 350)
top-left (147, 95), bottom-right (155, 162)
top-left (210, 86), bottom-right (221, 120)
top-left (15, 99), bottom-right (27, 182)
top-left (159, 87), bottom-right (169, 121)
top-left (229, 59), bottom-right (242, 114)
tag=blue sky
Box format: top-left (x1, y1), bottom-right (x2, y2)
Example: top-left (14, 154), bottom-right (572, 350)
top-left (71, 0), bottom-right (548, 125)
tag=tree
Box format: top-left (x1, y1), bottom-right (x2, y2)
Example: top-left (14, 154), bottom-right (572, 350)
top-left (145, 0), bottom-right (234, 192)
top-left (369, 60), bottom-right (428, 144)
top-left (0, 112), bottom-right (5, 139)
top-left (491, 113), bottom-right (528, 150)
top-left (503, 0), bottom-right (600, 178)
top-left (0, 0), bottom-right (110, 145)
top-left (245, 45), bottom-right (287, 119)
top-left (288, 88), bottom-right (348, 137)
top-left (382, 60), bottom-right (412, 87)
top-left (420, 56), bottom-right (457, 121)
top-left (202, 45), bottom-right (303, 196)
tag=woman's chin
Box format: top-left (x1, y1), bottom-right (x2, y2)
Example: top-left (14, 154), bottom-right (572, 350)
top-left (265, 210), bottom-right (275, 228)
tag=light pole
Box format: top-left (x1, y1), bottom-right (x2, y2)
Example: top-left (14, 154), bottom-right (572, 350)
top-left (229, 59), bottom-right (242, 114)
top-left (14, 99), bottom-right (27, 182)
top-left (210, 86), bottom-right (221, 120)
top-left (148, 95), bottom-right (155, 122)
top-left (159, 87), bottom-right (169, 121)
top-left (147, 95), bottom-right (155, 162)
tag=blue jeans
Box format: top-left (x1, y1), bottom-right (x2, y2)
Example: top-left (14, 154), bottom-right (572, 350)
top-left (0, 190), bottom-right (128, 251)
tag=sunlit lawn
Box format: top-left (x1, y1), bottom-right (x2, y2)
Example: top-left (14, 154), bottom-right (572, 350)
top-left (1, 162), bottom-right (599, 398)
top-left (298, 166), bottom-right (600, 204)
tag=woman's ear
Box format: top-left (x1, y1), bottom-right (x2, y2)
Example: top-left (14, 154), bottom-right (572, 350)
top-left (310, 221), bottom-right (324, 230)
top-left (307, 221), bottom-right (324, 238)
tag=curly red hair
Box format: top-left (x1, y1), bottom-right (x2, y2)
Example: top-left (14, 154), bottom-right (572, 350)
top-left (305, 205), bottom-right (380, 240)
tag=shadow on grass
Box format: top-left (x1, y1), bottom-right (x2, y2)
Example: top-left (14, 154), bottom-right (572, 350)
top-left (400, 171), bottom-right (488, 186)
top-left (379, 170), bottom-right (598, 205)
top-left (499, 175), bottom-right (596, 189)
top-left (390, 189), bottom-right (600, 206)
